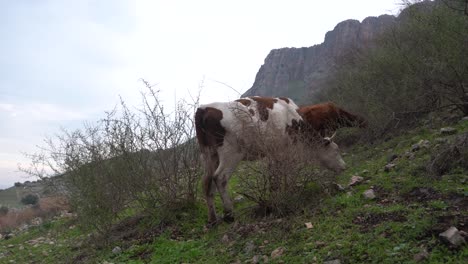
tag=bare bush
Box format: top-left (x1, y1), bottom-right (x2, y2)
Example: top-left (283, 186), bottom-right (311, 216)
top-left (21, 82), bottom-right (201, 231)
top-left (234, 116), bottom-right (337, 217)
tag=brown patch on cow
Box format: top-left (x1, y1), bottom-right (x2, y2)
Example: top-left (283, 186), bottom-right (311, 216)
top-left (195, 107), bottom-right (226, 148)
top-left (285, 119), bottom-right (303, 137)
top-left (235, 98), bottom-right (252, 107)
top-left (249, 96), bottom-right (278, 121)
top-left (297, 102), bottom-right (367, 136)
top-left (279, 97), bottom-right (290, 104)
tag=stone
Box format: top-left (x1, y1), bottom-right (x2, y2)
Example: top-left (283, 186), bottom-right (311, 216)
top-left (439, 226), bottom-right (466, 247)
top-left (324, 260), bottom-right (341, 264)
top-left (413, 249), bottom-right (429, 262)
top-left (270, 247), bottom-right (284, 259)
top-left (252, 255), bottom-right (261, 264)
top-left (384, 163), bottom-right (396, 172)
top-left (31, 217), bottom-right (43, 226)
top-left (411, 144), bottom-right (420, 152)
top-left (348, 175), bottom-right (364, 186)
top-left (440, 127), bottom-right (457, 135)
top-left (388, 153), bottom-right (398, 162)
top-left (419, 139), bottom-right (430, 148)
top-left (461, 116), bottom-right (468, 121)
top-left (112, 246), bottom-right (122, 255)
top-left (234, 195), bottom-right (244, 202)
top-left (244, 241), bottom-right (255, 254)
top-left (435, 138), bottom-right (448, 144)
top-left (363, 189), bottom-right (376, 200)
top-left (305, 222), bottom-right (313, 229)
top-left (334, 183), bottom-right (346, 191)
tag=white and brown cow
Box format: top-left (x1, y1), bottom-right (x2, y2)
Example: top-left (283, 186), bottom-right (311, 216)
top-left (195, 96), bottom-right (346, 225)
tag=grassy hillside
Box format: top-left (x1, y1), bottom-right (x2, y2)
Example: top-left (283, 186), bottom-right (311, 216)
top-left (1, 118), bottom-right (467, 263)
top-left (0, 187), bottom-right (22, 208)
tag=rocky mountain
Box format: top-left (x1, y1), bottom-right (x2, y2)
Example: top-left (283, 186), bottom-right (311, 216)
top-left (242, 14), bottom-right (396, 104)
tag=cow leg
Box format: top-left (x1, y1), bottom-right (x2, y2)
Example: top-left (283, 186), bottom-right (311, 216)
top-left (202, 152), bottom-right (218, 226)
top-left (203, 174), bottom-right (217, 226)
top-left (214, 149), bottom-right (243, 223)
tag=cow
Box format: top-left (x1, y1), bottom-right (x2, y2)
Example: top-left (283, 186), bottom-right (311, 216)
top-left (297, 102), bottom-right (367, 137)
top-left (195, 96), bottom-right (346, 225)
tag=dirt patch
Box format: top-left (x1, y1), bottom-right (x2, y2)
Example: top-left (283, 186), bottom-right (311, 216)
top-left (106, 214), bottom-right (164, 246)
top-left (401, 187), bottom-right (443, 201)
top-left (353, 211), bottom-right (407, 232)
top-left (401, 187), bottom-right (466, 210)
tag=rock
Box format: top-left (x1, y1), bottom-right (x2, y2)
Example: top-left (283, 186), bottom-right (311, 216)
top-left (31, 217), bottom-right (43, 226)
top-left (4, 233), bottom-right (14, 240)
top-left (440, 127), bottom-right (457, 135)
top-left (112, 246), bottom-right (122, 255)
top-left (102, 261), bottom-right (114, 264)
top-left (384, 163), bottom-right (396, 172)
top-left (305, 222), bottom-right (313, 229)
top-left (244, 241), bottom-right (255, 254)
top-left (439, 226), bottom-right (466, 247)
top-left (7, 244), bottom-right (14, 248)
top-left (334, 183), bottom-right (346, 192)
top-left (19, 245), bottom-right (24, 250)
top-left (221, 234), bottom-right (229, 244)
top-left (315, 241), bottom-right (326, 247)
top-left (361, 169), bottom-right (369, 174)
top-left (461, 116), bottom-right (468, 121)
top-left (419, 139), bottom-right (430, 148)
top-left (252, 255), bottom-right (261, 264)
top-left (435, 138), bottom-right (448, 144)
top-left (413, 249), bottom-right (429, 262)
top-left (270, 247), bottom-right (284, 259)
top-left (388, 153), bottom-right (398, 162)
top-left (411, 144), bottom-right (420, 152)
top-left (234, 195), bottom-right (244, 202)
top-left (324, 260), bottom-right (341, 264)
top-left (363, 189), bottom-right (376, 199)
top-left (349, 175), bottom-right (364, 186)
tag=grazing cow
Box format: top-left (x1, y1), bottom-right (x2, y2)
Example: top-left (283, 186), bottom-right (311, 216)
top-left (195, 96), bottom-right (346, 225)
top-left (297, 102), bottom-right (367, 137)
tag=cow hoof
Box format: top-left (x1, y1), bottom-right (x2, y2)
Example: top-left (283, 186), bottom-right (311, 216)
top-left (223, 214), bottom-right (235, 223)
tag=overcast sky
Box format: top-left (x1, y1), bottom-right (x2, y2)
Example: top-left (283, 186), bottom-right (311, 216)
top-left (0, 0), bottom-right (402, 189)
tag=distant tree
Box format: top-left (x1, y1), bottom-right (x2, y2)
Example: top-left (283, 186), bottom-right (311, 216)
top-left (14, 182), bottom-right (22, 187)
top-left (21, 194), bottom-right (39, 206)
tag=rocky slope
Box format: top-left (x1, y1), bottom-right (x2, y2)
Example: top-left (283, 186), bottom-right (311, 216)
top-left (242, 14), bottom-right (396, 104)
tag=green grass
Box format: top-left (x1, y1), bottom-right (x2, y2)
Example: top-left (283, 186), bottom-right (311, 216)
top-left (1, 120), bottom-right (467, 263)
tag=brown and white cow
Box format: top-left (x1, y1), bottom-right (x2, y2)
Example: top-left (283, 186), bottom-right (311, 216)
top-left (195, 96), bottom-right (346, 225)
top-left (298, 102), bottom-right (367, 137)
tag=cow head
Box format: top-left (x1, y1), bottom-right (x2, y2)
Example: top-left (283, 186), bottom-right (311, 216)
top-left (315, 132), bottom-right (346, 173)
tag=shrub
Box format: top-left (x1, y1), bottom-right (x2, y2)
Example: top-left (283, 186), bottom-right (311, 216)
top-left (236, 122), bottom-right (336, 217)
top-left (21, 82), bottom-right (201, 232)
top-left (21, 194), bottom-right (39, 206)
top-left (0, 206), bottom-right (8, 216)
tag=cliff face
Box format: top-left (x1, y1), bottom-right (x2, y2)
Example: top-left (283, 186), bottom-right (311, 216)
top-left (242, 14), bottom-right (396, 104)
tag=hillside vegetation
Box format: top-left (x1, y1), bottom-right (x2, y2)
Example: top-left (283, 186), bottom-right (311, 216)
top-left (1, 1), bottom-right (467, 263)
